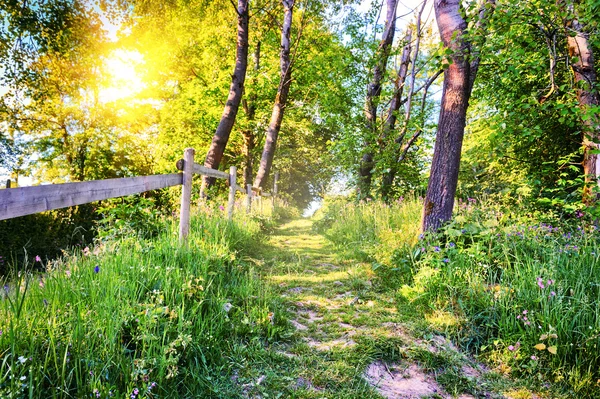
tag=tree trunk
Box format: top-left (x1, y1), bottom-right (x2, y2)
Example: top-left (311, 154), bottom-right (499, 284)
top-left (358, 0), bottom-right (399, 199)
top-left (202, 0), bottom-right (249, 190)
top-left (254, 0), bottom-right (294, 189)
top-left (380, 30), bottom-right (412, 200)
top-left (421, 0), bottom-right (494, 232)
top-left (566, 7), bottom-right (600, 203)
top-left (241, 42), bottom-right (260, 187)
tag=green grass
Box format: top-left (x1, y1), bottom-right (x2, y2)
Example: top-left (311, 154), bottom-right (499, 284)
top-left (316, 196), bottom-right (600, 398)
top-left (0, 207), bottom-right (289, 398)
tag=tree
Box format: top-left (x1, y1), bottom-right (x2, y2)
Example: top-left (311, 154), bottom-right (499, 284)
top-left (566, 1), bottom-right (599, 203)
top-left (254, 0), bottom-right (295, 189)
top-left (358, 0), bottom-right (399, 198)
top-left (422, 0), bottom-right (495, 232)
top-left (202, 0), bottom-right (249, 192)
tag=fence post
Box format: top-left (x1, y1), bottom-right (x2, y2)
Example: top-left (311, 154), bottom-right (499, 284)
top-left (273, 172), bottom-right (279, 210)
top-left (246, 184), bottom-right (252, 213)
top-left (227, 166), bottom-right (236, 220)
top-left (179, 148), bottom-right (195, 244)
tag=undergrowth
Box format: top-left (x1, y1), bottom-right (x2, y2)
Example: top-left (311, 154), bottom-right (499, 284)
top-left (316, 196), bottom-right (600, 398)
top-left (0, 204), bottom-right (291, 398)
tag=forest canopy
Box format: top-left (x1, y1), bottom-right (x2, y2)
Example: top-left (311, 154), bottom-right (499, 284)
top-left (0, 0), bottom-right (598, 217)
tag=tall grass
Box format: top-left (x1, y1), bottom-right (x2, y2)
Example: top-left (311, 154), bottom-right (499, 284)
top-left (313, 196), bottom-right (421, 263)
top-left (317, 197), bottom-right (600, 396)
top-left (0, 208), bottom-right (288, 398)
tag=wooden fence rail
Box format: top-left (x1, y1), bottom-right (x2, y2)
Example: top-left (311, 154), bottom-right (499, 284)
top-left (0, 148), bottom-right (279, 245)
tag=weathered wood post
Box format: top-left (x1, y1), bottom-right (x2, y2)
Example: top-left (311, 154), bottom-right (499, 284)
top-left (179, 148), bottom-right (195, 244)
top-left (5, 179), bottom-right (10, 189)
top-left (246, 184), bottom-right (252, 213)
top-left (273, 172), bottom-right (279, 210)
top-left (227, 166), bottom-right (236, 220)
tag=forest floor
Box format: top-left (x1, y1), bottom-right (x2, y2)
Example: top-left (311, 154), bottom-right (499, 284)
top-left (247, 218), bottom-right (544, 399)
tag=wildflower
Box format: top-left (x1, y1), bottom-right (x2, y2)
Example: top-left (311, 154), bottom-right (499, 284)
top-left (525, 321), bottom-right (531, 326)
top-left (449, 242), bottom-right (456, 248)
top-left (94, 265), bottom-right (100, 274)
top-left (39, 278), bottom-right (45, 288)
top-left (148, 382), bottom-right (157, 392)
top-left (531, 355), bottom-right (538, 360)
top-left (223, 303), bottom-right (233, 313)
top-left (35, 255), bottom-right (41, 262)
top-left (550, 291), bottom-right (556, 297)
top-left (547, 279), bottom-right (554, 286)
top-left (536, 277), bottom-right (545, 289)
top-left (65, 270), bottom-right (71, 278)
top-left (443, 258), bottom-right (449, 263)
top-left (93, 389), bottom-right (100, 398)
top-left (0, 330), bottom-right (2, 336)
top-left (219, 205), bottom-right (225, 211)
top-left (517, 315), bottom-right (521, 319)
top-left (508, 345), bottom-right (515, 351)
top-left (43, 299), bottom-right (48, 307)
top-left (131, 388), bottom-right (139, 399)
top-left (18, 356), bottom-right (27, 364)
top-left (523, 310), bottom-right (528, 314)
top-left (83, 247), bottom-right (90, 256)
top-left (434, 246), bottom-right (441, 252)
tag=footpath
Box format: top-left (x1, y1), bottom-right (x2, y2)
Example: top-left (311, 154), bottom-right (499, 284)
top-left (247, 218), bottom-right (536, 399)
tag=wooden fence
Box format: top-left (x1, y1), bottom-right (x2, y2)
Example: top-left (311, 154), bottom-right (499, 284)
top-left (0, 148), bottom-right (279, 244)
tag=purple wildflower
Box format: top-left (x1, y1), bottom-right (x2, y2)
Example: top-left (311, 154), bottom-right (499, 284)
top-left (219, 205), bottom-right (225, 211)
top-left (35, 255), bottom-right (41, 262)
top-left (434, 246), bottom-right (441, 252)
top-left (443, 258), bottom-right (449, 263)
top-left (94, 265), bottom-right (100, 274)
top-left (531, 355), bottom-right (538, 360)
top-left (508, 345), bottom-right (515, 351)
top-left (537, 277), bottom-right (545, 289)
top-left (550, 291), bottom-right (556, 297)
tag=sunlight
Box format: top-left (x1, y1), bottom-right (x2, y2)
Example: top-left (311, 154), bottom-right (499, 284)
top-left (99, 49), bottom-right (146, 103)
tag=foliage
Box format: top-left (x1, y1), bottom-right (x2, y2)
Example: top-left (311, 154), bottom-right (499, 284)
top-left (0, 206), bottom-right (97, 275)
top-left (0, 211), bottom-right (289, 398)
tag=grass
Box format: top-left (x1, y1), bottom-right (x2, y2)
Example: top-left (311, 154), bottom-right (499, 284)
top-left (315, 196), bottom-right (600, 398)
top-left (0, 204), bottom-right (289, 398)
top-left (4, 193), bottom-right (600, 398)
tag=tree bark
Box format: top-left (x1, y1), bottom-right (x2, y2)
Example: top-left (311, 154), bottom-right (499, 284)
top-left (566, 6), bottom-right (600, 203)
top-left (380, 29), bottom-right (412, 199)
top-left (358, 0), bottom-right (399, 199)
top-left (254, 0), bottom-right (294, 189)
top-left (202, 0), bottom-right (249, 190)
top-left (421, 0), bottom-right (494, 232)
top-left (241, 42), bottom-right (260, 187)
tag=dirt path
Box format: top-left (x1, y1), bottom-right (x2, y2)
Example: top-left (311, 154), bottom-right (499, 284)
top-left (250, 218), bottom-right (532, 399)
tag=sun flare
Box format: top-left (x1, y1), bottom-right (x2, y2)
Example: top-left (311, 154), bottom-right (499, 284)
top-left (99, 49), bottom-right (145, 103)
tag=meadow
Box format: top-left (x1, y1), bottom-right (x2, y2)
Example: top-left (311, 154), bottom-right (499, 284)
top-left (0, 204), bottom-right (291, 398)
top-left (314, 197), bottom-right (600, 397)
